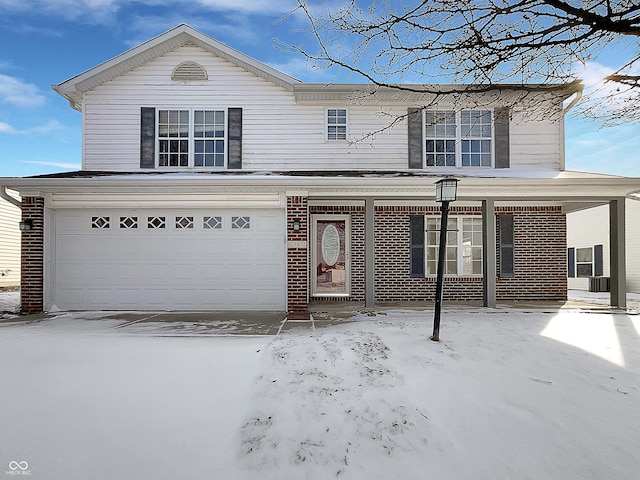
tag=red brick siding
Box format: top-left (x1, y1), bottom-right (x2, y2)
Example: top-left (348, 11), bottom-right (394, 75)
top-left (495, 206), bottom-right (567, 300)
top-left (287, 196), bottom-right (309, 314)
top-left (374, 205), bottom-right (566, 302)
top-left (21, 197), bottom-right (44, 313)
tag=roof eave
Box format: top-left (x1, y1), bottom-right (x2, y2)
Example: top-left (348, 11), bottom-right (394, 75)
top-left (293, 80), bottom-right (583, 103)
top-left (2, 173), bottom-right (638, 200)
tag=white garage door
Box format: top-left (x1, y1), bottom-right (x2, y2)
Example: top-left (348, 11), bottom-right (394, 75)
top-left (54, 209), bottom-right (286, 310)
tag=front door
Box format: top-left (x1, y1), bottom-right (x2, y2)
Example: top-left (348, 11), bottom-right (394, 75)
top-left (311, 215), bottom-right (350, 297)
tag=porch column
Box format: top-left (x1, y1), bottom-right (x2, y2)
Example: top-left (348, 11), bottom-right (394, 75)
top-left (609, 198), bottom-right (626, 308)
top-left (21, 196), bottom-right (45, 314)
top-left (286, 194), bottom-right (310, 319)
top-left (482, 199), bottom-right (497, 308)
top-left (365, 198), bottom-right (375, 307)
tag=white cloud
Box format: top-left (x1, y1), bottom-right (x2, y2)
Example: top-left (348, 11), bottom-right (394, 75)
top-left (0, 0), bottom-right (295, 23)
top-left (0, 120), bottom-right (63, 135)
top-left (572, 61), bottom-right (639, 117)
top-left (0, 0), bottom-right (121, 21)
top-left (23, 160), bottom-right (80, 169)
top-left (0, 74), bottom-right (46, 107)
top-left (0, 121), bottom-right (17, 133)
top-left (193, 0), bottom-right (294, 14)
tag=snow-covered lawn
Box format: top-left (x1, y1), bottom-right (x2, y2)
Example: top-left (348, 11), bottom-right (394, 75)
top-left (1, 307), bottom-right (639, 479)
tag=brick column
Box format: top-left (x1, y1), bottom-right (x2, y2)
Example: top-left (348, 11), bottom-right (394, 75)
top-left (287, 195), bottom-right (310, 319)
top-left (21, 197), bottom-right (45, 313)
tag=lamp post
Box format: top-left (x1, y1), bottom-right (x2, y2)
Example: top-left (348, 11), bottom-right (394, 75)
top-left (431, 178), bottom-right (458, 342)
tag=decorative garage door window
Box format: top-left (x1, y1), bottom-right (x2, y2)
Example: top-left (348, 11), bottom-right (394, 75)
top-left (204, 216), bottom-right (222, 229)
top-left (312, 216), bottom-right (350, 296)
top-left (232, 216), bottom-right (250, 229)
top-left (92, 214), bottom-right (255, 232)
top-left (91, 216), bottom-right (110, 229)
top-left (120, 216), bottom-right (138, 229)
top-left (148, 216), bottom-right (166, 229)
top-left (175, 216), bottom-right (194, 229)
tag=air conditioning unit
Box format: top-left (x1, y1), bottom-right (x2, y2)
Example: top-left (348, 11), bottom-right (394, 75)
top-left (589, 276), bottom-right (610, 293)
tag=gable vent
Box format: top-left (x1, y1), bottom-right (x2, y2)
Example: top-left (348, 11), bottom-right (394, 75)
top-left (171, 61), bottom-right (208, 81)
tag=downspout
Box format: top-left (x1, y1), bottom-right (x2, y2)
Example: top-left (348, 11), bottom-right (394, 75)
top-left (559, 83), bottom-right (584, 171)
top-left (562, 84), bottom-right (584, 115)
top-left (0, 186), bottom-right (21, 209)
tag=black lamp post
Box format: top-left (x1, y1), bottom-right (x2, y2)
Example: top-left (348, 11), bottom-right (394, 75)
top-left (431, 178), bottom-right (458, 342)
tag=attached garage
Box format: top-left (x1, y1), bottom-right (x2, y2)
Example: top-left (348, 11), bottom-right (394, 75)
top-left (53, 208), bottom-right (286, 311)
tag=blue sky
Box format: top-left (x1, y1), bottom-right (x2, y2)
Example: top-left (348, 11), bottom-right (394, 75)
top-left (0, 0), bottom-right (638, 178)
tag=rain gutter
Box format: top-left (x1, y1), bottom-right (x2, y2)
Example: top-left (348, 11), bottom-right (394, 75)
top-left (0, 186), bottom-right (21, 209)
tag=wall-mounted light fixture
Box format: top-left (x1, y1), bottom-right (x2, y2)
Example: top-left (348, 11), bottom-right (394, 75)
top-left (19, 219), bottom-right (34, 231)
top-left (292, 219), bottom-right (301, 231)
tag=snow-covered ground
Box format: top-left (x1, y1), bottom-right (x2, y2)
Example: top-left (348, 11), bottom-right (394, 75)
top-left (0, 289), bottom-right (19, 313)
top-left (1, 306), bottom-right (639, 479)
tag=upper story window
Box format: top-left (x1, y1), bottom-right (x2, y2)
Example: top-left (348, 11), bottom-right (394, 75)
top-left (327, 108), bottom-right (348, 140)
top-left (158, 109), bottom-right (226, 168)
top-left (425, 110), bottom-right (493, 168)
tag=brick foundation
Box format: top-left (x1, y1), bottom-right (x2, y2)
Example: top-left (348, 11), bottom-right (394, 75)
top-left (21, 197), bottom-right (45, 313)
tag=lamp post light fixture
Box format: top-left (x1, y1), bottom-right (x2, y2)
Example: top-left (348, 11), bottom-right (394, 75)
top-left (431, 178), bottom-right (459, 342)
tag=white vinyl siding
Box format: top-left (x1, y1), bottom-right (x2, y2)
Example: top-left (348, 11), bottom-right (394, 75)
top-left (567, 205), bottom-right (610, 290)
top-left (627, 200), bottom-right (640, 293)
top-left (82, 44), bottom-right (564, 172)
top-left (0, 192), bottom-right (21, 288)
top-left (509, 108), bottom-right (563, 170)
top-left (567, 199), bottom-right (640, 293)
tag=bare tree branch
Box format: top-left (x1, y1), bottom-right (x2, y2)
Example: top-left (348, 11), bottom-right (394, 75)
top-left (284, 0), bottom-right (640, 125)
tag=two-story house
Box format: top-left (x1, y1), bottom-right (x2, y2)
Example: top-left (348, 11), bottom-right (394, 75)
top-left (1, 25), bottom-right (637, 316)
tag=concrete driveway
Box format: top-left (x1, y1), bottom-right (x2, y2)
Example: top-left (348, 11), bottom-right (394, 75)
top-left (0, 310), bottom-right (295, 336)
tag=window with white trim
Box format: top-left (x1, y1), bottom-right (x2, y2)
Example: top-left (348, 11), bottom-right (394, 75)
top-left (425, 110), bottom-right (493, 167)
top-left (158, 109), bottom-right (226, 167)
top-left (576, 247), bottom-right (593, 277)
top-left (327, 109), bottom-right (347, 140)
top-left (425, 217), bottom-right (483, 276)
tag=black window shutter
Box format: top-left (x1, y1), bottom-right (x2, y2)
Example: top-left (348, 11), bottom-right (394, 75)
top-left (494, 107), bottom-right (510, 169)
top-left (499, 214), bottom-right (514, 277)
top-left (407, 108), bottom-right (423, 169)
top-left (227, 107), bottom-right (243, 169)
top-left (140, 107), bottom-right (156, 169)
top-left (568, 247), bottom-right (575, 278)
top-left (410, 215), bottom-right (425, 277)
top-left (594, 244), bottom-right (604, 276)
